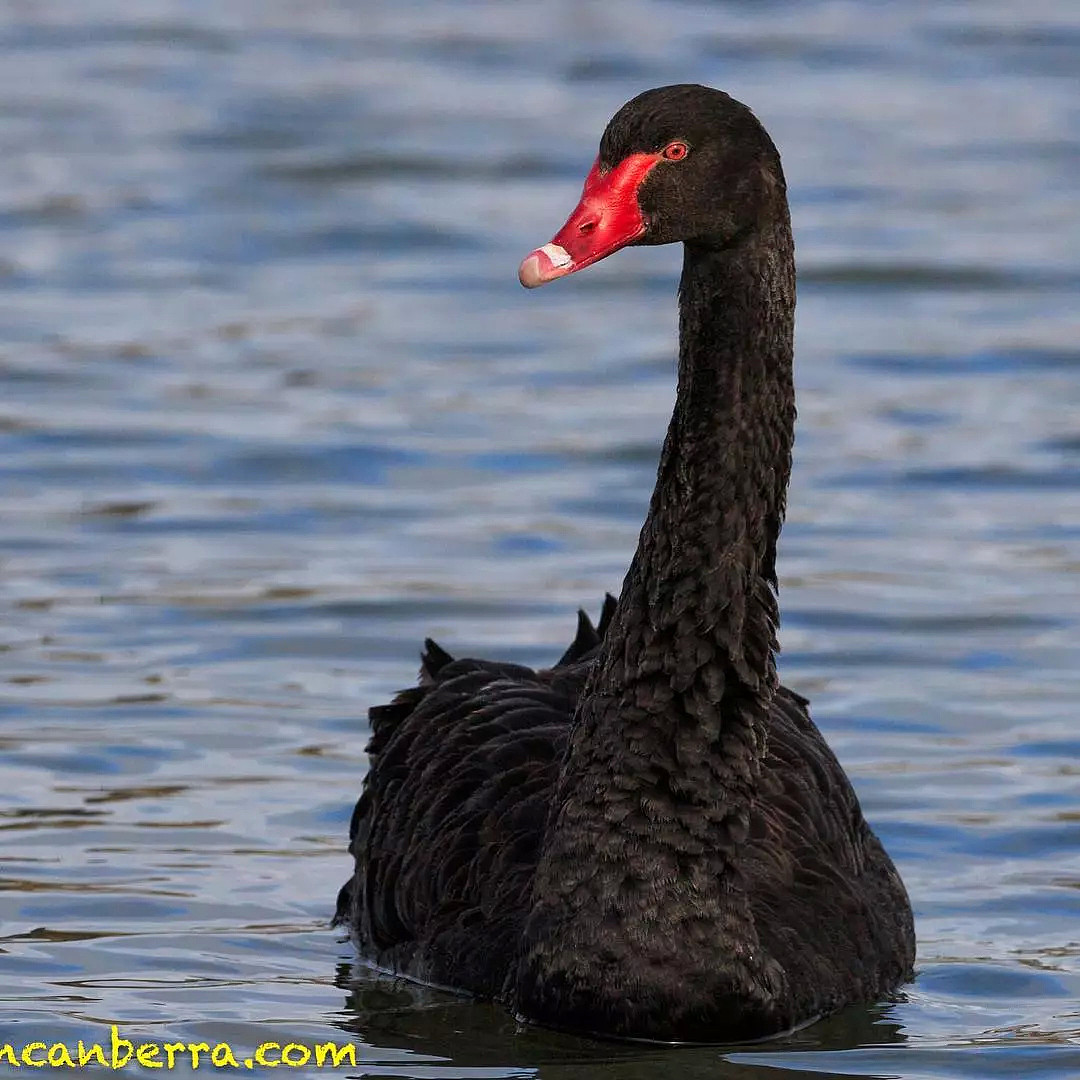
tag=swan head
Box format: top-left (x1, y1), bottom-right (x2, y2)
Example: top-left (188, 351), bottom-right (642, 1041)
top-left (519, 84), bottom-right (786, 288)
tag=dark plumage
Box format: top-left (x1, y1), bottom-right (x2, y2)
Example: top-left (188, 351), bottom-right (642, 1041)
top-left (335, 85), bottom-right (915, 1042)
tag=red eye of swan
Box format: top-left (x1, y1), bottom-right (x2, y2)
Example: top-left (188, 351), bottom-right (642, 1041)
top-left (662, 141), bottom-right (689, 161)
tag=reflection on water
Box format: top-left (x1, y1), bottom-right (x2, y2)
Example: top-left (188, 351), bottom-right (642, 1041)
top-left (1, 1), bottom-right (1078, 1078)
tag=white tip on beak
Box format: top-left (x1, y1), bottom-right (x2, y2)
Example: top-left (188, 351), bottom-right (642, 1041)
top-left (518, 243), bottom-right (573, 288)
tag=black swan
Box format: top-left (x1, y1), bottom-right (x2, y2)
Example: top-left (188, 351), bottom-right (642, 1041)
top-left (335, 84), bottom-right (914, 1042)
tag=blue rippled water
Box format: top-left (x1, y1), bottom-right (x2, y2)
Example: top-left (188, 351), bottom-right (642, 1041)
top-left (1, 2), bottom-right (1078, 1078)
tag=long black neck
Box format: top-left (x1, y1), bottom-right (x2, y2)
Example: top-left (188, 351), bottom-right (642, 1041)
top-left (564, 217), bottom-right (796, 816)
top-left (517, 217), bottom-right (797, 1030)
top-left (611, 222), bottom-right (796, 700)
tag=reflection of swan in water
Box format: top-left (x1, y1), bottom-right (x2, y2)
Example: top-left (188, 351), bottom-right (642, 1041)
top-left (333, 959), bottom-right (909, 1080)
top-left (336, 84), bottom-right (914, 1042)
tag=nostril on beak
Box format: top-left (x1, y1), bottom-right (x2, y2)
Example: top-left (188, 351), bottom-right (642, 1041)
top-left (579, 218), bottom-right (598, 235)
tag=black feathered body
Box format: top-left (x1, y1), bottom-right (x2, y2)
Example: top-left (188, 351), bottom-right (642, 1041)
top-left (336, 645), bottom-right (912, 1039)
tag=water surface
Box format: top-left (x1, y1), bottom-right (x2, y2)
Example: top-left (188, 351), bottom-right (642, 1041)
top-left (1, 2), bottom-right (1079, 1078)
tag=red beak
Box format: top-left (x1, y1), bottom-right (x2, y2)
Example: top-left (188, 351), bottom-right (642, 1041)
top-left (518, 152), bottom-right (661, 288)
